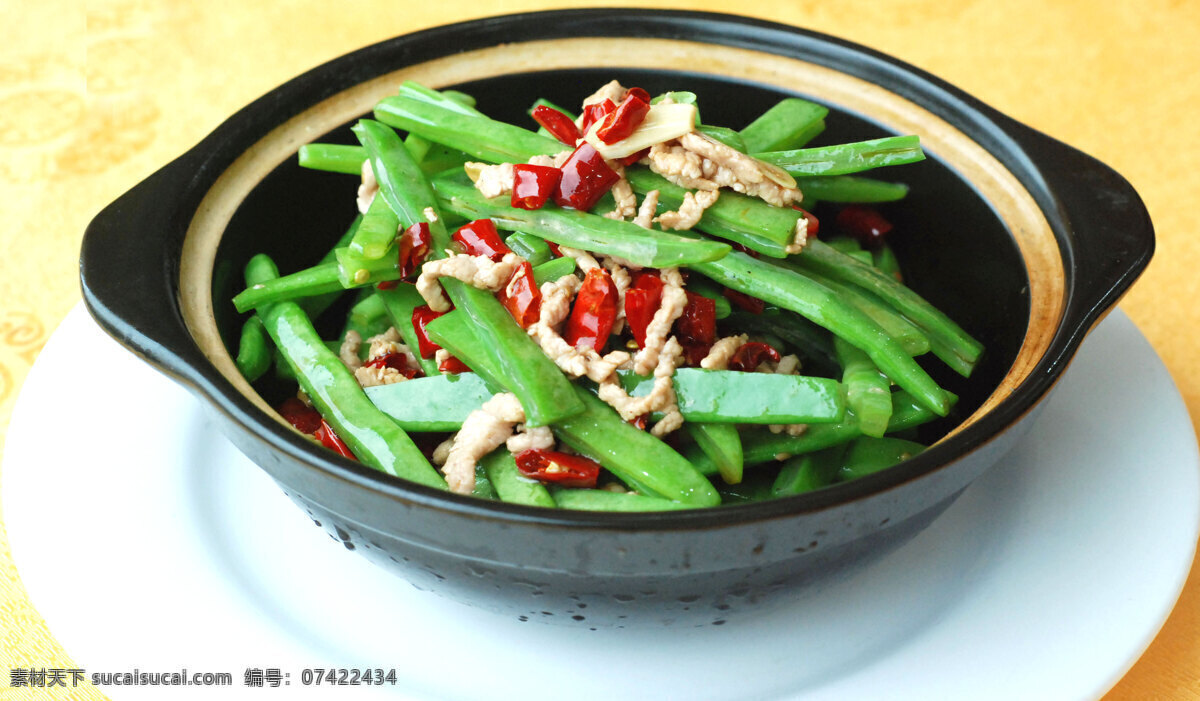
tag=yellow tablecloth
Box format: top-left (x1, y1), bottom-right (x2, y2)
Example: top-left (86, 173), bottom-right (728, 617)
top-left (2, 1), bottom-right (1198, 698)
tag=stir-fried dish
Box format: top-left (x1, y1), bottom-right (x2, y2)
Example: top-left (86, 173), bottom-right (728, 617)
top-left (231, 80), bottom-right (982, 511)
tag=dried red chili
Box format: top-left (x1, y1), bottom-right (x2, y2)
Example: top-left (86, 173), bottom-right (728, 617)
top-left (579, 98), bottom-right (616, 132)
top-left (510, 164), bottom-right (562, 210)
top-left (531, 104), bottom-right (581, 146)
top-left (277, 397), bottom-right (323, 436)
top-left (623, 271), bottom-right (663, 348)
top-left (411, 305), bottom-right (447, 359)
top-left (836, 205), bottom-right (892, 249)
top-left (514, 449), bottom-right (601, 488)
top-left (452, 219), bottom-right (510, 261)
top-left (496, 260), bottom-right (542, 328)
top-left (595, 90), bottom-right (651, 144)
top-left (617, 147), bottom-right (650, 167)
top-left (362, 352), bottom-right (419, 379)
top-left (554, 143), bottom-right (620, 211)
top-left (728, 342), bottom-right (782, 372)
top-left (398, 221), bottom-right (432, 277)
top-left (438, 355), bottom-right (472, 374)
top-left (314, 419), bottom-right (356, 460)
top-left (564, 267), bottom-right (619, 352)
top-left (675, 291), bottom-right (717, 347)
top-left (795, 207), bottom-right (820, 239)
top-left (723, 288), bottom-right (765, 314)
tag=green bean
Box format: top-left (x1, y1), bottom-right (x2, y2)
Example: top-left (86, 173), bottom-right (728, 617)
top-left (550, 488), bottom-right (694, 512)
top-left (825, 236), bottom-right (864, 255)
top-left (619, 368), bottom-right (845, 424)
top-left (397, 81), bottom-right (484, 117)
top-left (685, 422), bottom-right (743, 484)
top-left (298, 143), bottom-right (367, 174)
top-left (432, 171), bottom-right (731, 268)
top-left (333, 248), bottom-right (402, 290)
top-left (796, 176), bottom-right (909, 203)
top-left (375, 284), bottom-right (440, 377)
top-left (786, 262), bottom-right (930, 356)
top-left (341, 291), bottom-right (392, 343)
top-left (479, 449), bottom-right (557, 508)
top-left (796, 239), bottom-right (983, 376)
top-left (692, 251), bottom-right (953, 416)
top-left (299, 215), bottom-right (362, 319)
top-left (505, 231), bottom-right (553, 266)
top-left (403, 88), bottom-right (478, 166)
top-left (697, 124), bottom-right (746, 152)
top-left (754, 135), bottom-right (925, 177)
top-left (350, 193), bottom-right (400, 260)
top-left (834, 337), bottom-right (892, 438)
top-left (353, 119), bottom-right (451, 249)
top-left (738, 97), bottom-right (829, 153)
top-left (375, 94), bottom-right (562, 164)
top-left (364, 371), bottom-right (492, 430)
top-left (531, 256), bottom-right (576, 286)
top-left (838, 436), bottom-right (925, 481)
top-left (235, 316), bottom-right (271, 382)
top-left (553, 389), bottom-right (720, 506)
top-left (472, 462), bottom-right (499, 499)
top-left (237, 261), bottom-right (348, 313)
top-left (771, 446), bottom-right (845, 496)
top-left (625, 168), bottom-right (796, 258)
top-left (427, 313), bottom-right (717, 505)
top-left (247, 254), bottom-right (446, 489)
top-left (873, 242), bottom-right (903, 282)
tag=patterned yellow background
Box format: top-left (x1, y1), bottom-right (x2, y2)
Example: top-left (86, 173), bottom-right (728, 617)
top-left (2, 1), bottom-right (1198, 699)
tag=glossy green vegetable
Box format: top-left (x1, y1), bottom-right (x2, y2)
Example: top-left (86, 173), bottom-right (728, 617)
top-left (363, 372), bottom-right (494, 431)
top-left (738, 97), bottom-right (829, 153)
top-left (834, 337), bottom-right (893, 438)
top-left (433, 171), bottom-right (731, 268)
top-left (235, 316), bottom-right (271, 382)
top-left (696, 124), bottom-right (746, 152)
top-left (619, 368), bottom-right (845, 424)
top-left (531, 256), bottom-right (576, 286)
top-left (350, 191), bottom-right (400, 260)
top-left (692, 251), bottom-right (953, 416)
top-left (297, 143), bottom-right (367, 174)
top-left (686, 422), bottom-right (743, 484)
top-left (375, 94), bottom-right (562, 164)
top-left (796, 176), bottom-right (909, 203)
top-left (771, 447), bottom-right (845, 496)
top-left (505, 231), bottom-right (554, 266)
top-left (247, 254), bottom-right (446, 489)
top-left (838, 436), bottom-right (926, 481)
top-left (550, 488), bottom-right (694, 512)
top-left (755, 135), bottom-right (925, 177)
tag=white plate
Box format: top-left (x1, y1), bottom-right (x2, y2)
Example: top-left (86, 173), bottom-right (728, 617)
top-left (4, 305), bottom-right (1197, 700)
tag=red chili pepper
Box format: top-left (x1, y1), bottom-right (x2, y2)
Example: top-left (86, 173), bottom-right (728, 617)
top-left (496, 260), bottom-right (542, 328)
top-left (375, 280), bottom-right (399, 290)
top-left (362, 352), bottom-right (419, 379)
top-left (510, 164), bottom-right (562, 211)
top-left (531, 104), bottom-right (582, 146)
top-left (579, 99), bottom-right (616, 132)
top-left (723, 288), bottom-right (765, 314)
top-left (314, 419), bottom-right (356, 460)
top-left (628, 414), bottom-right (649, 431)
top-left (836, 205), bottom-right (892, 249)
top-left (626, 87), bottom-right (651, 103)
top-left (438, 355), bottom-right (472, 374)
top-left (452, 219), bottom-right (510, 261)
top-left (398, 221), bottom-right (432, 277)
top-left (546, 241), bottom-right (563, 257)
top-left (681, 342), bottom-right (712, 367)
top-left (277, 397), bottom-right (323, 436)
top-left (728, 342), bottom-right (782, 372)
top-left (595, 91), bottom-right (651, 144)
top-left (564, 267), bottom-right (618, 352)
top-left (411, 305), bottom-right (447, 359)
top-left (623, 271), bottom-right (663, 348)
top-left (675, 291), bottom-right (717, 347)
top-left (617, 147), bottom-right (650, 167)
top-left (554, 143), bottom-right (620, 211)
top-left (514, 449), bottom-right (601, 488)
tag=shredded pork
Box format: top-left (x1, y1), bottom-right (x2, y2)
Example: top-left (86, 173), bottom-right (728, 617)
top-left (416, 252), bottom-right (523, 311)
top-left (466, 161), bottom-right (515, 199)
top-left (646, 132), bottom-right (802, 209)
top-left (655, 189), bottom-right (720, 230)
top-left (632, 267), bottom-right (687, 375)
top-left (700, 334), bottom-right (749, 370)
top-left (632, 189), bottom-right (659, 229)
top-left (525, 273), bottom-right (630, 382)
top-left (506, 425), bottom-right (554, 454)
top-left (339, 330), bottom-right (363, 371)
top-left (441, 392), bottom-right (526, 494)
top-left (357, 160), bottom-right (378, 214)
top-left (597, 337), bottom-right (685, 437)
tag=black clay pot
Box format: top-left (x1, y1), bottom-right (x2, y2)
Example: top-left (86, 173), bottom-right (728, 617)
top-left (79, 10), bottom-right (1152, 627)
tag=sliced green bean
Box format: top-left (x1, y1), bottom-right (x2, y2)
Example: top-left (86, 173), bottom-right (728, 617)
top-left (247, 254), bottom-right (445, 489)
top-left (433, 171), bottom-right (731, 268)
top-left (353, 119), bottom-right (451, 249)
top-left (797, 239), bottom-right (983, 376)
top-left (350, 189), bottom-right (400, 260)
top-left (479, 449), bottom-right (556, 508)
top-left (341, 291), bottom-right (392, 342)
top-left (834, 336), bottom-right (893, 438)
top-left (697, 124), bottom-right (746, 152)
top-left (298, 143), bottom-right (367, 174)
top-left (686, 422), bottom-right (743, 484)
top-left (376, 94), bottom-right (562, 164)
top-left (873, 242), bottom-right (903, 282)
top-left (838, 436), bottom-right (925, 481)
top-left (531, 256), bottom-right (576, 286)
top-left (739, 97), bottom-right (829, 153)
top-left (505, 231), bottom-right (554, 266)
top-left (789, 263), bottom-right (930, 356)
top-left (364, 371), bottom-right (493, 431)
top-left (235, 316), bottom-right (271, 382)
top-left (797, 176), bottom-right (909, 203)
top-left (619, 368), bottom-right (845, 424)
top-left (771, 446), bottom-right (845, 496)
top-left (551, 488), bottom-right (694, 512)
top-left (754, 135), bottom-right (925, 177)
top-left (472, 462), bottom-right (499, 499)
top-left (397, 81), bottom-right (485, 117)
top-left (692, 251), bottom-right (953, 416)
